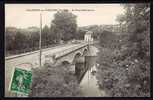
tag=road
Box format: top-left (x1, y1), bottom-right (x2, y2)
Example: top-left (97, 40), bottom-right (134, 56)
top-left (5, 43), bottom-right (83, 97)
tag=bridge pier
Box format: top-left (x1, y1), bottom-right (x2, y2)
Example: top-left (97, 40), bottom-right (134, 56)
top-left (75, 56), bottom-right (85, 63)
top-left (43, 43), bottom-right (94, 82)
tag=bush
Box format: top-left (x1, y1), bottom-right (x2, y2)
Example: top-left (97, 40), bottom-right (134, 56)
top-left (29, 64), bottom-right (82, 97)
top-left (96, 31), bottom-right (150, 96)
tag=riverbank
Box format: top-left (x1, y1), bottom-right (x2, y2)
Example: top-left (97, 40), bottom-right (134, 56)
top-left (29, 64), bottom-right (82, 97)
top-left (95, 33), bottom-right (150, 97)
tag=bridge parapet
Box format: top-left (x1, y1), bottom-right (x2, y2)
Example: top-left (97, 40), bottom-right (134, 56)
top-left (55, 43), bottom-right (88, 59)
top-left (44, 43), bottom-right (89, 65)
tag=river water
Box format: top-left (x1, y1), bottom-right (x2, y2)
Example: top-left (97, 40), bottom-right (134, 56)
top-left (78, 45), bottom-right (106, 97)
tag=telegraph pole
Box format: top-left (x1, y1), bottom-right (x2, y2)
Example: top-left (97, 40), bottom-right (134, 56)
top-left (26, 9), bottom-right (53, 67)
top-left (39, 13), bottom-right (42, 67)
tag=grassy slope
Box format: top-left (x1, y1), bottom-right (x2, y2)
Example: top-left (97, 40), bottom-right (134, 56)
top-left (29, 64), bottom-right (82, 97)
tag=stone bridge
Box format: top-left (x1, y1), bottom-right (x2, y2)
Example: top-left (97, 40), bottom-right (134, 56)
top-left (44, 43), bottom-right (90, 66)
top-left (44, 41), bottom-right (98, 81)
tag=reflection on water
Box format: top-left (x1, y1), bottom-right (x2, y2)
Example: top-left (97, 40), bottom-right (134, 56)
top-left (75, 62), bottom-right (86, 81)
top-left (78, 45), bottom-right (106, 97)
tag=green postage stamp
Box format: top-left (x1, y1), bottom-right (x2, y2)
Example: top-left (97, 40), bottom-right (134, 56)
top-left (10, 67), bottom-right (32, 95)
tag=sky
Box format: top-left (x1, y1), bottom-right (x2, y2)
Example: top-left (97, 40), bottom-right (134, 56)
top-left (5, 4), bottom-right (125, 28)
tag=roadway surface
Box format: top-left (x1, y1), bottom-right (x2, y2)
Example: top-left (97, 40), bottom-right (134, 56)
top-left (5, 43), bottom-right (84, 97)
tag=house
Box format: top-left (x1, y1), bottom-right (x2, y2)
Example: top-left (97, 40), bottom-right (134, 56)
top-left (84, 31), bottom-right (93, 42)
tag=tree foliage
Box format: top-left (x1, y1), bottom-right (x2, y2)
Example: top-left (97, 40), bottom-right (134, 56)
top-left (79, 25), bottom-right (103, 39)
top-left (97, 3), bottom-right (150, 96)
top-left (5, 26), bottom-right (54, 55)
top-left (51, 10), bottom-right (77, 41)
top-left (42, 25), bottom-right (54, 47)
top-left (75, 28), bottom-right (86, 40)
top-left (100, 30), bottom-right (118, 49)
top-left (116, 14), bottom-right (126, 25)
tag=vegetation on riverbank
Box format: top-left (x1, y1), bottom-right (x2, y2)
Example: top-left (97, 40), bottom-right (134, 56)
top-left (29, 64), bottom-right (82, 97)
top-left (96, 31), bottom-right (150, 96)
top-left (96, 3), bottom-right (150, 97)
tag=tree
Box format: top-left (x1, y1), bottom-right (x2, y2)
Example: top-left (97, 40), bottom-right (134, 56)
top-left (42, 25), bottom-right (50, 47)
top-left (97, 4), bottom-right (150, 97)
top-left (115, 3), bottom-right (150, 96)
top-left (116, 14), bottom-right (126, 32)
top-left (79, 25), bottom-right (103, 40)
top-left (100, 30), bottom-right (118, 49)
top-left (5, 27), bottom-right (18, 51)
top-left (29, 31), bottom-right (39, 49)
top-left (122, 3), bottom-right (150, 59)
top-left (13, 31), bottom-right (28, 50)
top-left (76, 28), bottom-right (86, 40)
top-left (51, 10), bottom-right (77, 42)
top-left (116, 14), bottom-right (125, 24)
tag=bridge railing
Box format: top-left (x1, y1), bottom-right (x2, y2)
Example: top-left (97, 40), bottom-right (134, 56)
top-left (45, 43), bottom-right (88, 64)
top-left (55, 43), bottom-right (88, 59)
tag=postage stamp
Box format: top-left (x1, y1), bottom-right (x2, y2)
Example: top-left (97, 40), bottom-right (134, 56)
top-left (10, 67), bottom-right (32, 95)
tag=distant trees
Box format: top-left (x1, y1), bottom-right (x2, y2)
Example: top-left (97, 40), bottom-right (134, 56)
top-left (13, 31), bottom-right (27, 50)
top-left (75, 28), bottom-right (86, 40)
top-left (88, 25), bottom-right (103, 39)
top-left (5, 28), bottom-right (15, 51)
top-left (5, 27), bottom-right (40, 55)
top-left (42, 25), bottom-right (52, 47)
top-left (28, 31), bottom-right (39, 49)
top-left (5, 10), bottom-right (79, 55)
top-left (79, 25), bottom-right (103, 39)
top-left (5, 26), bottom-right (57, 55)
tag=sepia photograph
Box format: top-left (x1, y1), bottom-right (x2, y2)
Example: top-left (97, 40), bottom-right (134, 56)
top-left (5, 3), bottom-right (150, 97)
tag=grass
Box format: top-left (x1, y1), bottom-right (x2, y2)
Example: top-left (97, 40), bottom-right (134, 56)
top-left (29, 63), bottom-right (82, 97)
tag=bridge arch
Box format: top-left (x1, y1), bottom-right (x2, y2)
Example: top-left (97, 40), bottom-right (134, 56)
top-left (72, 52), bottom-right (82, 64)
top-left (82, 48), bottom-right (88, 56)
top-left (72, 52), bottom-right (85, 79)
top-left (62, 61), bottom-right (71, 66)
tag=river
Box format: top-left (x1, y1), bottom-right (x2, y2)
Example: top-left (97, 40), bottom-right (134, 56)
top-left (78, 45), bottom-right (106, 97)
